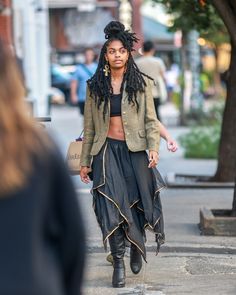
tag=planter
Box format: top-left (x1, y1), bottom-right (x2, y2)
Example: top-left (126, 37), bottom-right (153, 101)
top-left (166, 173), bottom-right (234, 188)
top-left (199, 208), bottom-right (236, 236)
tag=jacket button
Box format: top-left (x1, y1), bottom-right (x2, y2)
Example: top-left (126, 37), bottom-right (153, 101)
top-left (123, 111), bottom-right (126, 114)
top-left (124, 122), bottom-right (127, 125)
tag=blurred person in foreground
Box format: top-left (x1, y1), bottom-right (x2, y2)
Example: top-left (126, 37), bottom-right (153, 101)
top-left (0, 40), bottom-right (85, 295)
top-left (136, 40), bottom-right (167, 121)
top-left (71, 48), bottom-right (97, 115)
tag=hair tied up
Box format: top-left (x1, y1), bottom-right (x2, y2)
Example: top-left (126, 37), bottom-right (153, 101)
top-left (104, 21), bottom-right (125, 39)
top-left (104, 21), bottom-right (139, 52)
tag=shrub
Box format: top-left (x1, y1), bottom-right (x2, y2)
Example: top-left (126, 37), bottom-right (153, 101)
top-left (179, 124), bottom-right (221, 159)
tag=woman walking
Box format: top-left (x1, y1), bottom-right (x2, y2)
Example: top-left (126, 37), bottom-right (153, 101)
top-left (80, 21), bottom-right (177, 288)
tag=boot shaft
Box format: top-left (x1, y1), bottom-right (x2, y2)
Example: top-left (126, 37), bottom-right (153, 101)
top-left (109, 226), bottom-right (126, 288)
top-left (109, 226), bottom-right (126, 259)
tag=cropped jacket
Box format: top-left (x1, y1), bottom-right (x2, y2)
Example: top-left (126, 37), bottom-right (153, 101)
top-left (80, 77), bottom-right (160, 167)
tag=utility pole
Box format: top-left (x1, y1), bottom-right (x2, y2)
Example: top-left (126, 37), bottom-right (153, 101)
top-left (34, 0), bottom-right (50, 116)
top-left (187, 30), bottom-right (203, 113)
top-left (12, 0), bottom-right (50, 116)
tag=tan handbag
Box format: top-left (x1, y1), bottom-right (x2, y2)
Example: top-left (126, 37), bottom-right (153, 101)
top-left (66, 140), bottom-right (83, 175)
top-left (66, 130), bottom-right (84, 175)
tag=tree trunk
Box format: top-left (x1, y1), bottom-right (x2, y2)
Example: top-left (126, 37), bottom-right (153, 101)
top-left (213, 41), bottom-right (236, 182)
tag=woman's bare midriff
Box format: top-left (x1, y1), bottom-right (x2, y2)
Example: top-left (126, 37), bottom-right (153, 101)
top-left (107, 116), bottom-right (125, 140)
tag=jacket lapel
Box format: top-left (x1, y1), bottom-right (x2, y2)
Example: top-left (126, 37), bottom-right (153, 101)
top-left (122, 81), bottom-right (128, 103)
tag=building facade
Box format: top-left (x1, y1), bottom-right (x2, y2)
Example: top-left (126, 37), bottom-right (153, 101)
top-left (0, 0), bottom-right (13, 45)
top-left (48, 0), bottom-right (143, 56)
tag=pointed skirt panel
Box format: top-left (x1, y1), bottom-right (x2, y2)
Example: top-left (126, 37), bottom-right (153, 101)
top-left (91, 138), bottom-right (166, 261)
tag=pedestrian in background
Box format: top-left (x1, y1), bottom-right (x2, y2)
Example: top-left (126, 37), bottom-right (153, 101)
top-left (71, 48), bottom-right (97, 115)
top-left (165, 63), bottom-right (180, 101)
top-left (80, 21), bottom-right (177, 289)
top-left (0, 40), bottom-right (85, 295)
top-left (136, 40), bottom-right (167, 120)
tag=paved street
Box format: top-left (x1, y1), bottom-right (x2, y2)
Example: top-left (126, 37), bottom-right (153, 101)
top-left (47, 104), bottom-right (236, 295)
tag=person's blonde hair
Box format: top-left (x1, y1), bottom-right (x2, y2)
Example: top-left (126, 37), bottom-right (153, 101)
top-left (0, 40), bottom-right (50, 196)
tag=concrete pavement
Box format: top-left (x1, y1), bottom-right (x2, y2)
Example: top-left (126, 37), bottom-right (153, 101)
top-left (83, 252), bottom-right (236, 295)
top-left (47, 104), bottom-right (236, 295)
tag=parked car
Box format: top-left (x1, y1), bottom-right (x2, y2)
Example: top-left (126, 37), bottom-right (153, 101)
top-left (50, 64), bottom-right (73, 102)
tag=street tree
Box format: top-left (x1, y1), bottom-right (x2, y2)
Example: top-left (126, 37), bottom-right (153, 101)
top-left (151, 0), bottom-right (235, 180)
top-left (151, 0), bottom-right (236, 215)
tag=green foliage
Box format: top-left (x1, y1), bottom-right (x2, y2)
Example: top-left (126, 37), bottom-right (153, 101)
top-left (179, 102), bottom-right (224, 158)
top-left (179, 124), bottom-right (220, 158)
top-left (202, 102), bottom-right (224, 124)
top-left (150, 0), bottom-right (229, 45)
top-left (201, 70), bottom-right (214, 85)
top-left (172, 91), bottom-right (181, 109)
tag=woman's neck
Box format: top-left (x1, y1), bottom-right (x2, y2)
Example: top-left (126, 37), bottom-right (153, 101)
top-left (110, 68), bottom-right (125, 81)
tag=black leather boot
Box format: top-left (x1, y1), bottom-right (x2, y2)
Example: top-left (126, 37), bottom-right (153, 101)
top-left (109, 227), bottom-right (126, 288)
top-left (130, 244), bottom-right (142, 274)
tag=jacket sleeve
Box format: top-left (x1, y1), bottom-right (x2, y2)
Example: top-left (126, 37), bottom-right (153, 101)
top-left (51, 148), bottom-right (86, 295)
top-left (80, 86), bottom-right (95, 167)
top-left (144, 78), bottom-right (161, 152)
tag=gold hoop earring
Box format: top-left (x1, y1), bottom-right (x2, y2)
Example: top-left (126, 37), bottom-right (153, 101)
top-left (103, 62), bottom-right (110, 77)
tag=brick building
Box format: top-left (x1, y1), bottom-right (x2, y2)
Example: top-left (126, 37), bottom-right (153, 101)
top-left (0, 0), bottom-right (13, 45)
top-left (48, 0), bottom-right (143, 54)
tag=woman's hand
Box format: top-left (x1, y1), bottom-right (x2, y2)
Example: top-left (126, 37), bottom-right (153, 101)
top-left (166, 137), bottom-right (178, 152)
top-left (148, 150), bottom-right (159, 168)
top-left (80, 166), bottom-right (91, 184)
top-left (159, 121), bottom-right (178, 152)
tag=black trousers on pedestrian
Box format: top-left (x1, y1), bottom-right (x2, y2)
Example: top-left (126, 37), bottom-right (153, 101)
top-left (154, 97), bottom-right (161, 121)
top-left (78, 102), bottom-right (85, 115)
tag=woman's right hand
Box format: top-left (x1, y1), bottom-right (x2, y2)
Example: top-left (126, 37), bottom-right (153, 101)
top-left (80, 166), bottom-right (91, 184)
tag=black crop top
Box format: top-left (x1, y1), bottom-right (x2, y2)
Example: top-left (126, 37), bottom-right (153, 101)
top-left (110, 93), bottom-right (122, 117)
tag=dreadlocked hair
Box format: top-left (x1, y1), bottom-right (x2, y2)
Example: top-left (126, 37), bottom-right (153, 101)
top-left (87, 21), bottom-right (153, 119)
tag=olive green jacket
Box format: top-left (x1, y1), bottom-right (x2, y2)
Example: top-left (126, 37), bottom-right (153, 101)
top-left (80, 78), bottom-right (160, 167)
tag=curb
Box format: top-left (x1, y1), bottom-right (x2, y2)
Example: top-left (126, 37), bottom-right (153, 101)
top-left (86, 244), bottom-right (236, 255)
top-left (165, 173), bottom-right (234, 189)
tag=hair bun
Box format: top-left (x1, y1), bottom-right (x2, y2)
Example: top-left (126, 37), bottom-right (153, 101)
top-left (104, 21), bottom-right (125, 39)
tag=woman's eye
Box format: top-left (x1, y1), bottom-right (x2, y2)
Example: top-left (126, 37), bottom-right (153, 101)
top-left (109, 50), bottom-right (115, 54)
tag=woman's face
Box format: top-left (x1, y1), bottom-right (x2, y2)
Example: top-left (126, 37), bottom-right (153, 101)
top-left (105, 40), bottom-right (129, 70)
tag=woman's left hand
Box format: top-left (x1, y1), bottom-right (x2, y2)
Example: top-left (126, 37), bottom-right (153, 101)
top-left (166, 138), bottom-right (178, 152)
top-left (148, 150), bottom-right (159, 168)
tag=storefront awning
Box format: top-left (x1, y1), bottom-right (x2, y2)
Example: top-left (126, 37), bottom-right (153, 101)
top-left (143, 16), bottom-right (174, 41)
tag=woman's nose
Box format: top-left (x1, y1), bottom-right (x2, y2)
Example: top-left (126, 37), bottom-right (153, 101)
top-left (115, 51), bottom-right (121, 57)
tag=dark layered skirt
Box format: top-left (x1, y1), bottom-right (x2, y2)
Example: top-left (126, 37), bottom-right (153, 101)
top-left (91, 137), bottom-right (166, 261)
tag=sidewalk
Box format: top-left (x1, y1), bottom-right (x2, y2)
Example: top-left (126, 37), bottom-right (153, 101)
top-left (48, 105), bottom-right (236, 295)
top-left (83, 252), bottom-right (236, 295)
